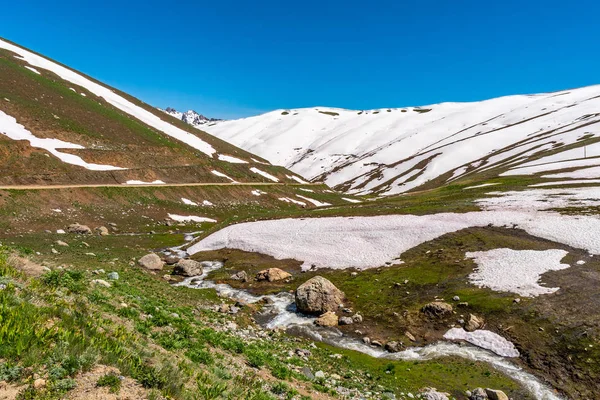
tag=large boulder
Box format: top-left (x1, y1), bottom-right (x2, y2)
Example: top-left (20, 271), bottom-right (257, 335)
top-left (421, 388), bottom-right (450, 400)
top-left (314, 311), bottom-right (338, 327)
top-left (295, 276), bottom-right (345, 315)
top-left (173, 259), bottom-right (203, 277)
top-left (256, 268), bottom-right (292, 282)
top-left (421, 302), bottom-right (453, 318)
top-left (138, 253), bottom-right (164, 271)
top-left (485, 389), bottom-right (509, 400)
top-left (67, 223), bottom-right (92, 235)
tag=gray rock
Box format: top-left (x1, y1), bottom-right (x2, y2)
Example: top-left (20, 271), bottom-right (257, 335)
top-left (421, 302), bottom-right (453, 318)
top-left (164, 255), bottom-right (181, 265)
top-left (485, 389), bottom-right (509, 400)
top-left (314, 370), bottom-right (325, 379)
top-left (470, 388), bottom-right (488, 400)
top-left (301, 367), bottom-right (315, 380)
top-left (231, 270), bottom-right (249, 282)
top-left (91, 279), bottom-right (111, 288)
top-left (255, 268), bottom-right (291, 282)
top-left (465, 313), bottom-right (484, 332)
top-left (338, 316), bottom-right (353, 325)
top-left (107, 272), bottom-right (119, 280)
top-left (385, 341), bottom-right (402, 353)
top-left (295, 276), bottom-right (345, 315)
top-left (95, 226), bottom-right (109, 236)
top-left (138, 253), bottom-right (164, 270)
top-left (314, 311), bottom-right (338, 327)
top-left (67, 223), bottom-right (92, 234)
top-left (352, 313), bottom-right (363, 323)
top-left (421, 387), bottom-right (450, 400)
top-left (174, 259), bottom-right (203, 276)
top-left (55, 240), bottom-right (69, 247)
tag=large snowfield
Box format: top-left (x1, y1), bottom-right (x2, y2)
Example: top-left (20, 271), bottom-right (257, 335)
top-left (203, 86), bottom-right (600, 195)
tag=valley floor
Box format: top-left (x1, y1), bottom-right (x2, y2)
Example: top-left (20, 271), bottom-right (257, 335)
top-left (1, 176), bottom-right (599, 399)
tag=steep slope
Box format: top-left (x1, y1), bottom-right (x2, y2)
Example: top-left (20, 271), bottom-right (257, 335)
top-left (0, 37), bottom-right (304, 186)
top-left (202, 86), bottom-right (600, 195)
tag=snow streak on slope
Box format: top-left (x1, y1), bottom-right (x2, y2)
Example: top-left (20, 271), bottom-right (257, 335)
top-left (0, 110), bottom-right (125, 171)
top-left (203, 86), bottom-right (600, 195)
top-left (0, 39), bottom-right (216, 157)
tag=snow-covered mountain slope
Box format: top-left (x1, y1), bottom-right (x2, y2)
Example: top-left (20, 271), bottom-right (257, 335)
top-left (160, 107), bottom-right (221, 128)
top-left (0, 37), bottom-right (299, 185)
top-left (203, 86), bottom-right (600, 195)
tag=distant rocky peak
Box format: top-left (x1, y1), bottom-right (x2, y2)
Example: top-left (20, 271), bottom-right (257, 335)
top-left (161, 107), bottom-right (222, 127)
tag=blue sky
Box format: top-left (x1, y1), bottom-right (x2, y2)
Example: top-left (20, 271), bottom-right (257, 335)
top-left (2, 0), bottom-right (599, 119)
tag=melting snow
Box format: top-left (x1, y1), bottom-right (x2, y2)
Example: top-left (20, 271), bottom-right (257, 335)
top-left (124, 180), bottom-right (165, 185)
top-left (464, 183), bottom-right (501, 190)
top-left (286, 174), bottom-right (309, 184)
top-left (202, 200), bottom-right (214, 206)
top-left (530, 179), bottom-right (600, 187)
top-left (477, 187), bottom-right (600, 211)
top-left (296, 194), bottom-right (331, 207)
top-left (342, 197), bottom-right (362, 203)
top-left (189, 210), bottom-right (600, 271)
top-left (279, 197), bottom-right (306, 206)
top-left (250, 167), bottom-right (279, 182)
top-left (182, 198), bottom-right (198, 206)
top-left (0, 110), bottom-right (125, 171)
top-left (168, 214), bottom-right (216, 223)
top-left (24, 65), bottom-right (40, 74)
top-left (466, 249), bottom-right (570, 297)
top-left (1, 39), bottom-right (216, 156)
top-left (218, 154), bottom-right (247, 163)
top-left (211, 170), bottom-right (237, 183)
top-left (543, 166), bottom-right (600, 179)
top-left (443, 328), bottom-right (520, 358)
top-left (251, 189), bottom-right (266, 196)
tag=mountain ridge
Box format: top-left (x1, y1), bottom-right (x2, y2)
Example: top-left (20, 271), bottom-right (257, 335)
top-left (192, 86), bottom-right (600, 196)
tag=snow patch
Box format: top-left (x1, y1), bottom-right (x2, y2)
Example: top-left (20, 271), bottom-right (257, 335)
top-left (342, 197), bottom-right (362, 203)
top-left (286, 174), bottom-right (309, 184)
top-left (466, 248), bottom-right (570, 297)
top-left (182, 198), bottom-right (198, 206)
top-left (530, 179), bottom-right (600, 187)
top-left (211, 170), bottom-right (237, 183)
top-left (250, 167), bottom-right (279, 182)
top-left (24, 66), bottom-right (40, 74)
top-left (168, 214), bottom-right (217, 223)
top-left (1, 39), bottom-right (216, 156)
top-left (464, 183), bottom-right (501, 190)
top-left (0, 110), bottom-right (125, 171)
top-left (251, 189), bottom-right (266, 196)
top-left (443, 328), bottom-right (520, 358)
top-left (189, 210), bottom-right (600, 271)
top-left (124, 180), bottom-right (165, 185)
top-left (218, 154), bottom-right (248, 164)
top-left (296, 195), bottom-right (331, 207)
top-left (278, 197), bottom-right (306, 206)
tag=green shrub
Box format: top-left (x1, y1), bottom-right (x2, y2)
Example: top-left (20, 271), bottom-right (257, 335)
top-left (245, 347), bottom-right (269, 368)
top-left (97, 372), bottom-right (122, 393)
top-left (186, 347), bottom-right (213, 365)
top-left (0, 362), bottom-right (22, 382)
top-left (41, 270), bottom-right (84, 292)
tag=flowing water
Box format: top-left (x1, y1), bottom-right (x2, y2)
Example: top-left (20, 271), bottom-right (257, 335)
top-left (170, 246), bottom-right (562, 400)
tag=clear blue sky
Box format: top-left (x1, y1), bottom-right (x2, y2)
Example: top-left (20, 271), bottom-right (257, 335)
top-left (2, 0), bottom-right (599, 119)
